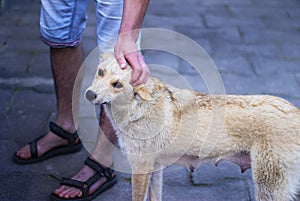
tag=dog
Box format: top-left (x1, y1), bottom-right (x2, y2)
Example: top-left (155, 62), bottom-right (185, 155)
top-left (85, 53), bottom-right (300, 201)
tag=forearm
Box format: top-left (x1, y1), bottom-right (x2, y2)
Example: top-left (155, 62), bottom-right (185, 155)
top-left (119, 0), bottom-right (150, 40)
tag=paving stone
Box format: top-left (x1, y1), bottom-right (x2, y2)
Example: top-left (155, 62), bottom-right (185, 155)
top-left (143, 15), bottom-right (175, 30)
top-left (0, 35), bottom-right (9, 52)
top-left (191, 39), bottom-right (212, 56)
top-left (229, 5), bottom-right (287, 20)
top-left (222, 72), bottom-right (300, 99)
top-left (251, 0), bottom-right (300, 7)
top-left (1, 25), bottom-right (40, 39)
top-left (289, 97), bottom-right (300, 108)
top-left (286, 8), bottom-right (300, 20)
top-left (86, 3), bottom-right (97, 27)
top-left (197, 4), bottom-right (232, 18)
top-left (17, 11), bottom-right (40, 27)
top-left (9, 90), bottom-right (56, 115)
top-left (163, 178), bottom-right (250, 201)
top-left (211, 42), bottom-right (282, 58)
top-left (221, 73), bottom-right (262, 95)
top-left (82, 37), bottom-right (102, 57)
top-left (0, 112), bottom-right (51, 142)
top-left (199, 0), bottom-right (253, 6)
top-left (192, 162), bottom-right (248, 184)
top-left (0, 10), bottom-right (21, 26)
top-left (163, 165), bottom-right (191, 186)
top-left (280, 44), bottom-right (300, 60)
top-left (21, 174), bottom-right (57, 201)
top-left (258, 74), bottom-right (300, 99)
top-left (150, 64), bottom-right (194, 91)
top-left (147, 2), bottom-right (200, 18)
top-left (0, 89), bottom-right (12, 114)
top-left (177, 57), bottom-right (201, 76)
top-left (0, 172), bottom-right (31, 201)
top-left (181, 74), bottom-right (217, 94)
top-left (6, 37), bottom-right (48, 52)
top-left (175, 26), bottom-right (241, 44)
top-left (250, 56), bottom-right (300, 76)
top-left (296, 73), bottom-right (300, 84)
top-left (0, 51), bottom-right (32, 77)
top-left (260, 14), bottom-right (300, 30)
top-left (239, 27), bottom-right (300, 44)
top-left (143, 50), bottom-right (180, 71)
top-left (0, 77), bottom-right (55, 94)
top-left (204, 14), bottom-right (265, 28)
top-left (214, 56), bottom-right (255, 76)
top-left (0, 139), bottom-right (55, 176)
top-left (83, 25), bottom-right (98, 39)
top-left (25, 52), bottom-right (52, 78)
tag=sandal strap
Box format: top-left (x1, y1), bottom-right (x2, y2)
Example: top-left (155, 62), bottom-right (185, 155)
top-left (85, 173), bottom-right (103, 187)
top-left (29, 135), bottom-right (44, 159)
top-left (29, 140), bottom-right (38, 158)
top-left (49, 122), bottom-right (78, 144)
top-left (84, 157), bottom-right (114, 181)
top-left (60, 177), bottom-right (89, 197)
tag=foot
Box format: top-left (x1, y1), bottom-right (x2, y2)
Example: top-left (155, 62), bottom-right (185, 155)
top-left (15, 122), bottom-right (76, 160)
top-left (53, 162), bottom-right (114, 199)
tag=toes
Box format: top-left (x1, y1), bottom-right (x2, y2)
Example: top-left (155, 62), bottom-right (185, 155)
top-left (54, 185), bottom-right (66, 195)
top-left (58, 187), bottom-right (73, 198)
top-left (16, 144), bottom-right (31, 159)
top-left (68, 189), bottom-right (82, 198)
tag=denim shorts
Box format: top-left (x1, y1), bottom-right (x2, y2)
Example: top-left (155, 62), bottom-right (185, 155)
top-left (40, 0), bottom-right (123, 49)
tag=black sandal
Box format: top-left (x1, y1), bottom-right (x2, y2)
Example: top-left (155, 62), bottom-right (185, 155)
top-left (13, 121), bottom-right (82, 164)
top-left (50, 157), bottom-right (117, 201)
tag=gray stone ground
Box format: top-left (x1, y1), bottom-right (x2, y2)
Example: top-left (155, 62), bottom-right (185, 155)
top-left (1, 0), bottom-right (300, 200)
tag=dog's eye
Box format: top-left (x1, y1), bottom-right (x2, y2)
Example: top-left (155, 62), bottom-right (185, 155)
top-left (98, 69), bottom-right (104, 77)
top-left (112, 82), bottom-right (123, 89)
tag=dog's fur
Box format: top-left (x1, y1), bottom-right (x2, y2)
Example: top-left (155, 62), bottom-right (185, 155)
top-left (86, 53), bottom-right (300, 201)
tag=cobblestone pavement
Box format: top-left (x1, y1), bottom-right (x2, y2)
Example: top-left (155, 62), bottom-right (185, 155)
top-left (1, 0), bottom-right (300, 200)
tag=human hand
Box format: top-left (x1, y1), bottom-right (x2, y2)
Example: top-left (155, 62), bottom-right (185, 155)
top-left (114, 32), bottom-right (150, 86)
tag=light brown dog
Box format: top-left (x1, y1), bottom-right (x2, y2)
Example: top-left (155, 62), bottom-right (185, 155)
top-left (86, 53), bottom-right (300, 201)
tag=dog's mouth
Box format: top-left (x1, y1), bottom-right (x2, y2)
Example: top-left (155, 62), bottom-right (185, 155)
top-left (91, 99), bottom-right (110, 105)
top-left (101, 101), bottom-right (109, 105)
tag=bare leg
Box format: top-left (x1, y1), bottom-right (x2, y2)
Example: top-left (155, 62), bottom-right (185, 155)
top-left (54, 106), bottom-right (117, 199)
top-left (16, 44), bottom-right (83, 159)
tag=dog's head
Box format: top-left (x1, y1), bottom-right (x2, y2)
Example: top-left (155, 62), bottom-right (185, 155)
top-left (85, 53), bottom-right (151, 105)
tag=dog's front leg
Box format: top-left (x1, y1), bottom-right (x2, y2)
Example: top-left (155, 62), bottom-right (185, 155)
top-left (132, 172), bottom-right (152, 201)
top-left (131, 158), bottom-right (154, 201)
top-left (149, 164), bottom-right (163, 201)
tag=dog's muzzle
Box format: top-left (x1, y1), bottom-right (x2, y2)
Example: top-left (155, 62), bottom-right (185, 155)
top-left (85, 90), bottom-right (108, 104)
top-left (85, 90), bottom-right (97, 102)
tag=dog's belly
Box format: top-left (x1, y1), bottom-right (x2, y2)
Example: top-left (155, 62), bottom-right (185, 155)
top-left (166, 151), bottom-right (251, 173)
top-left (216, 151), bottom-right (251, 173)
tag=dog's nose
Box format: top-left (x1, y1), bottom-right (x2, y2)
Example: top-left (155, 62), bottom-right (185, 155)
top-left (85, 90), bottom-right (97, 101)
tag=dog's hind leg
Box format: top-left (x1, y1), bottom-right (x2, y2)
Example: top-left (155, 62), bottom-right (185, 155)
top-left (149, 164), bottom-right (163, 201)
top-left (251, 143), bottom-right (300, 201)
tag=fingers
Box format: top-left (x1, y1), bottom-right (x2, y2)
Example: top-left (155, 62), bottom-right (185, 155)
top-left (115, 53), bottom-right (127, 70)
top-left (125, 52), bottom-right (150, 86)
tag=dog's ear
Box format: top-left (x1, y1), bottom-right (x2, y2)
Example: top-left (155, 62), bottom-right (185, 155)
top-left (133, 84), bottom-right (152, 101)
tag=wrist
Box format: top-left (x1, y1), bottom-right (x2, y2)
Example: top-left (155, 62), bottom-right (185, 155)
top-left (118, 29), bottom-right (140, 43)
